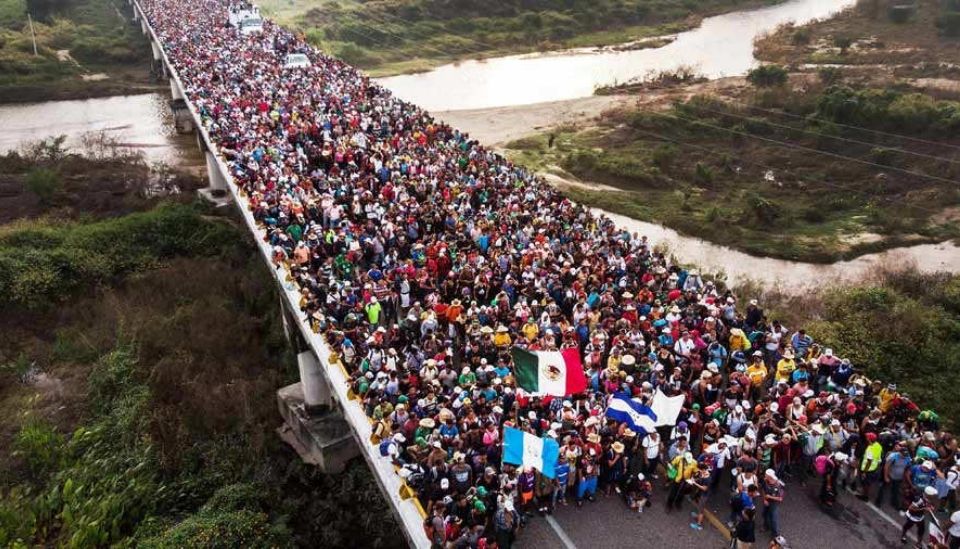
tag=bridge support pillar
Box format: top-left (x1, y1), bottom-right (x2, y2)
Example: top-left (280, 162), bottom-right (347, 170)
top-left (169, 78), bottom-right (183, 101)
top-left (276, 302), bottom-right (359, 474)
top-left (140, 17), bottom-right (148, 35)
top-left (169, 99), bottom-right (193, 134)
top-left (151, 41), bottom-right (161, 61)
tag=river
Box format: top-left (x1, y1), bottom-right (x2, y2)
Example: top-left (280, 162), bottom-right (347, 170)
top-left (2, 0), bottom-right (957, 289)
top-left (597, 210), bottom-right (960, 291)
top-left (0, 93), bottom-right (200, 166)
top-left (378, 0), bottom-right (857, 111)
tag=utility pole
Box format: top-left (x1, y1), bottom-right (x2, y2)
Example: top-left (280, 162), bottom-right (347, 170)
top-left (27, 13), bottom-right (38, 57)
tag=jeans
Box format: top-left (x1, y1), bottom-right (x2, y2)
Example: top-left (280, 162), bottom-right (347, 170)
top-left (577, 477), bottom-right (597, 501)
top-left (553, 482), bottom-right (567, 506)
top-left (763, 502), bottom-right (780, 536)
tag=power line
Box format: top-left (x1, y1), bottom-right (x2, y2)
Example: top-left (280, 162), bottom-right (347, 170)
top-left (621, 122), bottom-right (946, 217)
top-left (727, 99), bottom-right (960, 153)
top-left (681, 102), bottom-right (960, 167)
top-left (652, 110), bottom-right (959, 186)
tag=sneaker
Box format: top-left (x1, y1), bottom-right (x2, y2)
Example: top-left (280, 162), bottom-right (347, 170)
top-left (690, 512), bottom-right (699, 518)
top-left (690, 523), bottom-right (703, 531)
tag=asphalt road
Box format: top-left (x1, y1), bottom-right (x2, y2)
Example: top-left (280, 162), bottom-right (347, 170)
top-left (516, 478), bottom-right (916, 549)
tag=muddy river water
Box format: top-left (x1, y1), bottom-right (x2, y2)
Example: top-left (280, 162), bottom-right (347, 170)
top-left (378, 0), bottom-right (858, 111)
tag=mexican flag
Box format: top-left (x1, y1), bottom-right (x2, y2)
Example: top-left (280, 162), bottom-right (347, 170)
top-left (511, 347), bottom-right (587, 396)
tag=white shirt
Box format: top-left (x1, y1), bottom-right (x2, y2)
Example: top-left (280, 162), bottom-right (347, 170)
top-left (950, 510), bottom-right (960, 536)
top-left (642, 435), bottom-right (661, 460)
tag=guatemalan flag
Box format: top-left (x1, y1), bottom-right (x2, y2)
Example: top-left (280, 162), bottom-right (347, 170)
top-left (605, 393), bottom-right (658, 435)
top-left (511, 347), bottom-right (587, 397)
top-left (502, 426), bottom-right (560, 478)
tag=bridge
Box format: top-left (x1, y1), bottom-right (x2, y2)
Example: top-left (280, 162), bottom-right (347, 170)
top-left (130, 1), bottom-right (431, 546)
top-left (123, 1), bottom-right (936, 548)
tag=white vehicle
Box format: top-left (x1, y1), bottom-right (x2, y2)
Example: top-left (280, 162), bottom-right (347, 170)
top-left (227, 6), bottom-right (259, 28)
top-left (283, 53), bottom-right (311, 69)
top-left (239, 15), bottom-right (264, 35)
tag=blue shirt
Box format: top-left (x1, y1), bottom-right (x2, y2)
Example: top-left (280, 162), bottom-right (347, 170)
top-left (555, 462), bottom-right (570, 485)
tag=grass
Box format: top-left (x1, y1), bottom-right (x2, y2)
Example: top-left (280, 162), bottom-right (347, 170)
top-left (265, 0), bottom-right (787, 76)
top-left (0, 0), bottom-right (157, 103)
top-left (506, 85), bottom-right (960, 262)
top-left (754, 0), bottom-right (960, 76)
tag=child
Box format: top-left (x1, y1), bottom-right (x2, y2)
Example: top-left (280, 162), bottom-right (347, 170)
top-left (625, 472), bottom-right (653, 513)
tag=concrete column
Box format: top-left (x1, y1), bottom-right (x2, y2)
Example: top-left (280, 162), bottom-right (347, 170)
top-left (140, 17), bottom-right (147, 35)
top-left (298, 350), bottom-right (332, 413)
top-left (151, 41), bottom-right (161, 61)
top-left (132, 5), bottom-right (139, 20)
top-left (205, 151), bottom-right (228, 191)
top-left (169, 78), bottom-right (183, 100)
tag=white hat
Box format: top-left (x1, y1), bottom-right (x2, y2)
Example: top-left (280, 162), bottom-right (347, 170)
top-left (765, 469), bottom-right (778, 481)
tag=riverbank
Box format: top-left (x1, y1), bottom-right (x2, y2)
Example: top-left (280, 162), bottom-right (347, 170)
top-left (0, 0), bottom-right (159, 104)
top-left (754, 0), bottom-right (960, 80)
top-left (263, 0), bottom-right (785, 77)
top-left (499, 76), bottom-right (960, 263)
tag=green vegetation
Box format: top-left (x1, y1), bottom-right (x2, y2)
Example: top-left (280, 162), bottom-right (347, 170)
top-left (746, 64), bottom-right (788, 88)
top-left (755, 0), bottom-right (960, 76)
top-left (741, 268), bottom-right (960, 428)
top-left (0, 152), bottom-right (401, 547)
top-left (263, 0), bottom-right (785, 75)
top-left (0, 203), bottom-right (236, 308)
top-left (507, 85), bottom-right (960, 262)
top-left (0, 0), bottom-right (156, 103)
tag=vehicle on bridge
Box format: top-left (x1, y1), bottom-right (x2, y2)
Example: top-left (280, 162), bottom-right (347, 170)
top-left (283, 53), bottom-right (311, 69)
top-left (227, 4), bottom-right (259, 28)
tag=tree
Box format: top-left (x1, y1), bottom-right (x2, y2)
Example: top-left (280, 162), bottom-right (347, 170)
top-left (833, 35), bottom-right (853, 54)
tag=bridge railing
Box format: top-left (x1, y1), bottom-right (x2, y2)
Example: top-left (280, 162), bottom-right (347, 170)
top-left (130, 2), bottom-right (430, 546)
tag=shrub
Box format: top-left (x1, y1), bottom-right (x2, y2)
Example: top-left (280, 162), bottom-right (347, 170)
top-left (818, 66), bottom-right (843, 85)
top-left (887, 3), bottom-right (916, 23)
top-left (12, 421), bottom-right (64, 480)
top-left (24, 167), bottom-right (61, 203)
top-left (650, 144), bottom-right (677, 169)
top-left (746, 64), bottom-right (788, 88)
top-left (833, 34), bottom-right (854, 54)
top-left (937, 11), bottom-right (960, 37)
top-left (0, 204), bottom-right (237, 308)
top-left (791, 27), bottom-right (811, 45)
top-left (694, 162), bottom-right (714, 185)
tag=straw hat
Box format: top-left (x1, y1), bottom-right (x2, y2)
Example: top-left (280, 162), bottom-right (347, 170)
top-left (419, 418), bottom-right (436, 429)
top-left (611, 441), bottom-right (625, 454)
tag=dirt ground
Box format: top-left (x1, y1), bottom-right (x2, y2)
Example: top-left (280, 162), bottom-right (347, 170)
top-left (437, 76), bottom-right (750, 147)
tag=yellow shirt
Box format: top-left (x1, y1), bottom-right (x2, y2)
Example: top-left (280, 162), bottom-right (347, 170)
top-left (522, 322), bottom-right (539, 342)
top-left (775, 359), bottom-right (796, 383)
top-left (746, 363), bottom-right (768, 386)
top-left (493, 332), bottom-right (512, 347)
top-left (670, 456), bottom-right (697, 483)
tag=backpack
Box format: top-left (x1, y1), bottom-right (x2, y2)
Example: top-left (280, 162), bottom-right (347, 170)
top-left (814, 455), bottom-right (831, 476)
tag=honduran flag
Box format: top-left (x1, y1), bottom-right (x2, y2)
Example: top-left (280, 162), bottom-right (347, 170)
top-left (512, 347), bottom-right (587, 396)
top-left (503, 426), bottom-right (559, 478)
top-left (605, 393), bottom-right (658, 435)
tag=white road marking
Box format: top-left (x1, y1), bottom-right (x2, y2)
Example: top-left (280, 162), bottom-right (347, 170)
top-left (545, 515), bottom-right (578, 549)
top-left (844, 486), bottom-right (916, 542)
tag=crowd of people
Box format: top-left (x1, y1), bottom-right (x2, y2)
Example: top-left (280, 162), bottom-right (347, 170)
top-left (138, 0), bottom-right (960, 547)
